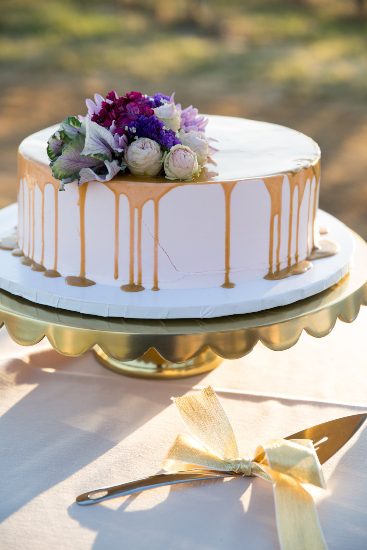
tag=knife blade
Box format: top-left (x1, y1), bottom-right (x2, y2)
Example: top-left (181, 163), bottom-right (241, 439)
top-left (285, 412), bottom-right (367, 464)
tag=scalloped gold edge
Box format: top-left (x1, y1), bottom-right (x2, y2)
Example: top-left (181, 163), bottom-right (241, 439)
top-left (0, 282), bottom-right (365, 363)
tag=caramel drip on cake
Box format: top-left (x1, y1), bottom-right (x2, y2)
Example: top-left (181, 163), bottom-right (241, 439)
top-left (311, 163), bottom-right (321, 250)
top-left (307, 178), bottom-right (314, 254)
top-left (31, 186), bottom-right (35, 260)
top-left (137, 205), bottom-right (143, 287)
top-left (120, 200), bottom-right (143, 292)
top-left (264, 162), bottom-right (332, 281)
top-left (113, 192), bottom-right (120, 280)
top-left (294, 170), bottom-right (308, 264)
top-left (31, 187), bottom-right (46, 273)
top-left (106, 180), bottom-right (173, 292)
top-left (264, 176), bottom-right (283, 276)
top-left (221, 182), bottom-right (237, 289)
top-left (152, 198), bottom-right (160, 291)
top-left (287, 176), bottom-right (296, 269)
top-left (21, 179), bottom-right (25, 249)
top-left (40, 188), bottom-right (45, 265)
top-left (21, 184), bottom-right (33, 266)
top-left (308, 240), bottom-right (338, 260)
top-left (44, 186), bottom-right (61, 278)
top-left (15, 153), bottom-right (334, 292)
top-left (66, 183), bottom-right (95, 287)
top-left (18, 154), bottom-right (61, 276)
top-left (266, 260), bottom-right (312, 280)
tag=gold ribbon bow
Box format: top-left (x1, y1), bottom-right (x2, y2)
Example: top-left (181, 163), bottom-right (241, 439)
top-left (164, 386), bottom-right (327, 550)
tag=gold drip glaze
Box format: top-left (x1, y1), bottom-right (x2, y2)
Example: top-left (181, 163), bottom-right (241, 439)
top-left (66, 183), bottom-right (95, 287)
top-left (287, 176), bottom-right (296, 268)
top-left (294, 170), bottom-right (308, 263)
top-left (308, 240), bottom-right (338, 260)
top-left (31, 186), bottom-right (35, 261)
top-left (307, 179), bottom-right (314, 254)
top-left (44, 186), bottom-right (61, 278)
top-left (12, 248), bottom-right (24, 257)
top-left (21, 181), bottom-right (33, 266)
top-left (40, 187), bottom-right (45, 265)
top-left (106, 180), bottom-right (173, 292)
top-left (27, 185), bottom-right (32, 259)
top-left (44, 269), bottom-right (61, 278)
top-left (120, 200), bottom-right (144, 292)
top-left (16, 152), bottom-right (332, 291)
top-left (21, 256), bottom-right (33, 266)
top-left (264, 176), bottom-right (283, 276)
top-left (221, 182), bottom-right (236, 288)
top-left (18, 154), bottom-right (62, 277)
top-left (311, 163), bottom-right (321, 250)
top-left (264, 162), bottom-right (327, 281)
top-left (31, 185), bottom-right (45, 272)
top-left (31, 262), bottom-right (46, 272)
top-left (21, 179), bottom-right (25, 249)
top-left (113, 192), bottom-right (120, 280)
top-left (137, 206), bottom-right (143, 287)
top-left (265, 260), bottom-right (312, 280)
top-left (152, 198), bottom-right (160, 291)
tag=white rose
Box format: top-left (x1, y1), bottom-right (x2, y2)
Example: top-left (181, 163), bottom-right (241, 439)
top-left (125, 138), bottom-right (162, 176)
top-left (179, 130), bottom-right (209, 165)
top-left (164, 145), bottom-right (199, 181)
top-left (154, 102), bottom-right (181, 132)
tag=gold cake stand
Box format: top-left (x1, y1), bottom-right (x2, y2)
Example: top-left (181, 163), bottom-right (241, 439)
top-left (0, 232), bottom-right (366, 379)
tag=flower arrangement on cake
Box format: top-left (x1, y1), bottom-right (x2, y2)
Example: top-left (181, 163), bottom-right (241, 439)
top-left (47, 90), bottom-right (215, 188)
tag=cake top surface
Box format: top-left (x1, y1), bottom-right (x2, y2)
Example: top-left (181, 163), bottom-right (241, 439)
top-left (19, 115), bottom-right (320, 184)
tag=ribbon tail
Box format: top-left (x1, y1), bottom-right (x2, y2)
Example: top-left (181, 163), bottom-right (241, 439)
top-left (258, 464), bottom-right (327, 550)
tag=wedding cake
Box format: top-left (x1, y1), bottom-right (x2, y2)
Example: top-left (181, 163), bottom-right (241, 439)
top-left (15, 89), bottom-right (336, 294)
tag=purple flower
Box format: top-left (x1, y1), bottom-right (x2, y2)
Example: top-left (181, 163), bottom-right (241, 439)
top-left (180, 105), bottom-right (208, 133)
top-left (91, 90), bottom-right (155, 136)
top-left (151, 92), bottom-right (170, 107)
top-left (86, 93), bottom-right (105, 117)
top-left (129, 115), bottom-right (180, 150)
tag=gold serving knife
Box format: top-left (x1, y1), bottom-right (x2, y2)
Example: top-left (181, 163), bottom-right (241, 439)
top-left (76, 412), bottom-right (366, 506)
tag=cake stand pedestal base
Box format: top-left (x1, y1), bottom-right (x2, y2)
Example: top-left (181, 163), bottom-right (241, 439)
top-left (93, 346), bottom-right (222, 379)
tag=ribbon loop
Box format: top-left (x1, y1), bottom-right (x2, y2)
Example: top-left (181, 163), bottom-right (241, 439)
top-left (166, 386), bottom-right (328, 550)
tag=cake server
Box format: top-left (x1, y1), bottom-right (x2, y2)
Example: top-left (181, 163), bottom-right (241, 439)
top-left (76, 412), bottom-right (366, 506)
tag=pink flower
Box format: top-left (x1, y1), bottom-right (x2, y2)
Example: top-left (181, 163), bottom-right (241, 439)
top-left (164, 145), bottom-right (199, 181)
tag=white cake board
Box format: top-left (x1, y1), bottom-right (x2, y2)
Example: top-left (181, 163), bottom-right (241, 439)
top-left (0, 204), bottom-right (356, 319)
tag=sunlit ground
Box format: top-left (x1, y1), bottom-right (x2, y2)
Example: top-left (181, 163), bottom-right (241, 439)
top-left (1, 0), bottom-right (366, 236)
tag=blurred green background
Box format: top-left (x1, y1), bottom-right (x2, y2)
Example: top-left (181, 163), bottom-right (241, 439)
top-left (1, 0), bottom-right (366, 236)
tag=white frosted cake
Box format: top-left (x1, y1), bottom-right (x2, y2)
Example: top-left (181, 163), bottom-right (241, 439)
top-left (16, 115), bottom-right (329, 292)
top-left (0, 89), bottom-right (349, 318)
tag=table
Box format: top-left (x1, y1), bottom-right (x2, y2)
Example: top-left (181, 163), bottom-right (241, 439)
top-left (0, 308), bottom-right (367, 549)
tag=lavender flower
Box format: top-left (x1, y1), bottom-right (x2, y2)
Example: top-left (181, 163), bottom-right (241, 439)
top-left (180, 105), bottom-right (208, 133)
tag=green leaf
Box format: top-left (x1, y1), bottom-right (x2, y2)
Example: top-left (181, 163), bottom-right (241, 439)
top-left (51, 135), bottom-right (102, 182)
top-left (47, 131), bottom-right (63, 162)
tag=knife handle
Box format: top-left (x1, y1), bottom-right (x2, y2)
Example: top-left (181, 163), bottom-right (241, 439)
top-left (76, 471), bottom-right (227, 506)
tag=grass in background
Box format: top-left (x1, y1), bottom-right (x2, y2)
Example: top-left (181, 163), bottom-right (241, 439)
top-left (0, 0), bottom-right (366, 235)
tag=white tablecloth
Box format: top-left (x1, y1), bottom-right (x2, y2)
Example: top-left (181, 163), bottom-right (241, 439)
top-left (1, 309), bottom-right (367, 549)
